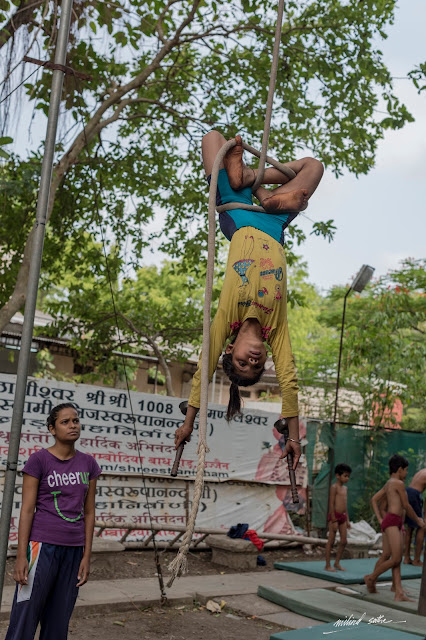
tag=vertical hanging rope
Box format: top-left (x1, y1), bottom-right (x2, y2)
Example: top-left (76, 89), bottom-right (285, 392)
top-left (167, 0), bottom-right (287, 587)
top-left (251, 0), bottom-right (286, 192)
top-left (167, 141), bottom-right (231, 586)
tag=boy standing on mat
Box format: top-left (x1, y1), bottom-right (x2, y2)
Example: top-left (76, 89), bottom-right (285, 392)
top-left (364, 454), bottom-right (426, 601)
top-left (403, 467), bottom-right (426, 566)
top-left (325, 463), bottom-right (352, 572)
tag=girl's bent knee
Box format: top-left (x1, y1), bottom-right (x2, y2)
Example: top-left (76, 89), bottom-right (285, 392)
top-left (309, 157), bottom-right (324, 174)
top-left (203, 130), bottom-right (222, 142)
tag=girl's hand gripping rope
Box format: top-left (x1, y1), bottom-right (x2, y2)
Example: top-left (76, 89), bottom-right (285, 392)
top-left (171, 401), bottom-right (194, 477)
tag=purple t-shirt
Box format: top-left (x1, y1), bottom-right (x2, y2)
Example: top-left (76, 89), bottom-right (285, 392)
top-left (23, 448), bottom-right (102, 546)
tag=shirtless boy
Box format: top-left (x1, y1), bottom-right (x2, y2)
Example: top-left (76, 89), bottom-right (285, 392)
top-left (325, 463), bottom-right (352, 572)
top-left (403, 468), bottom-right (426, 566)
top-left (364, 454), bottom-right (425, 601)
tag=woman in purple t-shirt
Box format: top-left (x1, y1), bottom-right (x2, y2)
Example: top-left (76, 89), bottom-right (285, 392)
top-left (6, 403), bottom-right (102, 640)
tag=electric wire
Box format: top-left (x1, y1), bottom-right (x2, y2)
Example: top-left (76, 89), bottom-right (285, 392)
top-left (72, 75), bottom-right (168, 604)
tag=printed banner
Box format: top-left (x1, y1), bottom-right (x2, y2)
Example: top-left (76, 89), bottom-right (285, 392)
top-left (4, 474), bottom-right (307, 544)
top-left (0, 374), bottom-right (307, 543)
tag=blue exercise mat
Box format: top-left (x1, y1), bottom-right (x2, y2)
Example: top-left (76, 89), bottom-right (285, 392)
top-left (273, 557), bottom-right (423, 584)
top-left (340, 579), bottom-right (421, 613)
top-left (270, 622), bottom-right (423, 639)
top-left (259, 586), bottom-right (426, 637)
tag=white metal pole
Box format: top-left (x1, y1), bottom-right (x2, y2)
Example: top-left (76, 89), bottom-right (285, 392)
top-left (0, 0), bottom-right (74, 610)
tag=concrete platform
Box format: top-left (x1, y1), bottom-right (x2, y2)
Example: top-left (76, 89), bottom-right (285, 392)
top-left (223, 594), bottom-right (322, 629)
top-left (205, 534), bottom-right (258, 570)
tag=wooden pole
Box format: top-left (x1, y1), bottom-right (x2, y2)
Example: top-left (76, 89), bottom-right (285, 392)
top-left (418, 550), bottom-right (426, 616)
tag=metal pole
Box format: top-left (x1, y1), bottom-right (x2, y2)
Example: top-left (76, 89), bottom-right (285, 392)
top-left (211, 370), bottom-right (217, 403)
top-left (0, 0), bottom-right (74, 610)
top-left (325, 287), bottom-right (350, 528)
top-left (333, 288), bottom-right (350, 426)
top-left (418, 552), bottom-right (426, 616)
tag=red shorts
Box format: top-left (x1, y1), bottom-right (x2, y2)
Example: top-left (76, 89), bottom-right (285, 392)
top-left (328, 511), bottom-right (347, 525)
top-left (381, 513), bottom-right (404, 532)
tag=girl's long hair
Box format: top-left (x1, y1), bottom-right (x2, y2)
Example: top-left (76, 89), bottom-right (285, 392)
top-left (222, 336), bottom-right (265, 421)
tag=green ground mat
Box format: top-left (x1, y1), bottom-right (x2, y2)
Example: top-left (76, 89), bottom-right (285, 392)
top-left (337, 579), bottom-right (421, 614)
top-left (258, 586), bottom-right (426, 637)
top-left (270, 622), bottom-right (422, 639)
top-left (273, 558), bottom-right (423, 584)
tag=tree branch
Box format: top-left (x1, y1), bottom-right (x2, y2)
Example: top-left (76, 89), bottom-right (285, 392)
top-left (115, 311), bottom-right (175, 396)
top-left (0, 0), bottom-right (203, 334)
top-left (0, 0), bottom-right (46, 49)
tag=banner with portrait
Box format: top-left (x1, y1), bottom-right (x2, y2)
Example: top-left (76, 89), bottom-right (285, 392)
top-left (0, 374), bottom-right (307, 543)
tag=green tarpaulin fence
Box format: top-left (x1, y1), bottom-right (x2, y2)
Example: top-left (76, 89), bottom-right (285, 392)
top-left (308, 421), bottom-right (426, 529)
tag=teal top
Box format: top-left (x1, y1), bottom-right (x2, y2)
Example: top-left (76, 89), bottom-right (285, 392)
top-left (212, 168), bottom-right (298, 245)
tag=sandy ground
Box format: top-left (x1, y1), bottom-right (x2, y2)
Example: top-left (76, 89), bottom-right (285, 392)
top-left (3, 547), bottom-right (328, 638)
top-left (0, 603), bottom-right (286, 639)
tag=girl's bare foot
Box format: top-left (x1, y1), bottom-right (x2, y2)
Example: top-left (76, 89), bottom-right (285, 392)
top-left (412, 560), bottom-right (422, 566)
top-left (262, 189), bottom-right (308, 213)
top-left (364, 574), bottom-right (377, 593)
top-left (403, 558), bottom-right (413, 564)
top-left (334, 564), bottom-right (346, 571)
top-left (224, 135), bottom-right (254, 190)
top-left (325, 565), bottom-right (337, 572)
top-left (394, 592), bottom-right (415, 602)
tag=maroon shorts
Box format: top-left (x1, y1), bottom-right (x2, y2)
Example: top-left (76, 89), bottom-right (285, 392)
top-left (328, 511), bottom-right (347, 525)
top-left (381, 513), bottom-right (404, 532)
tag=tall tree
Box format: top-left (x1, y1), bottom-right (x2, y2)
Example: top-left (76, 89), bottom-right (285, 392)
top-left (41, 255), bottom-right (221, 396)
top-left (0, 0), bottom-right (421, 333)
top-left (286, 257), bottom-right (337, 417)
top-left (320, 258), bottom-right (426, 428)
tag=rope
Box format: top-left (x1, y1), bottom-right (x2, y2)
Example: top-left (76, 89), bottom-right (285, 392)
top-left (167, 139), bottom-right (226, 587)
top-left (251, 0), bottom-right (286, 192)
top-left (215, 141), bottom-right (296, 214)
top-left (167, 0), bottom-right (288, 587)
top-left (23, 56), bottom-right (93, 80)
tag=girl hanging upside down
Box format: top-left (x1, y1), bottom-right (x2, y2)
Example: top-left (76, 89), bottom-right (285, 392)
top-left (174, 131), bottom-right (324, 468)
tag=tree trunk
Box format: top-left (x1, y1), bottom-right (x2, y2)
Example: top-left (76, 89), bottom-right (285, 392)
top-left (0, 167), bottom-right (64, 334)
top-left (0, 1), bottom-right (201, 334)
top-left (0, 0), bottom-right (45, 49)
top-left (0, 225), bottom-right (34, 330)
top-left (147, 340), bottom-right (174, 398)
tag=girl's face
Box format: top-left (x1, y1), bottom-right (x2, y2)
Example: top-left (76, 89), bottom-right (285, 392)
top-left (226, 334), bottom-right (267, 379)
top-left (49, 407), bottom-right (81, 443)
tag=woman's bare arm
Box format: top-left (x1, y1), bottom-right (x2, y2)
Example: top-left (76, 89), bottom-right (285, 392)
top-left (77, 477), bottom-right (98, 587)
top-left (14, 474), bottom-right (39, 585)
